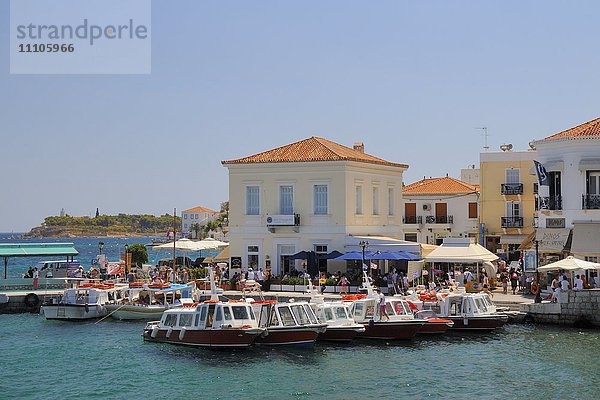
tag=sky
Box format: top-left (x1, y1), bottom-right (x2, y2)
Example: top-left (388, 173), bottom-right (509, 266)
top-left (2, 0), bottom-right (600, 232)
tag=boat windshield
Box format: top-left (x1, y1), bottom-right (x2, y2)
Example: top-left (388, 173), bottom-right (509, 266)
top-left (290, 304), bottom-right (311, 325)
top-left (474, 297), bottom-right (488, 313)
top-left (223, 307), bottom-right (233, 321)
top-left (164, 313), bottom-right (177, 327)
top-left (322, 307), bottom-right (335, 322)
top-left (277, 306), bottom-right (297, 326)
top-left (390, 301), bottom-right (409, 316)
top-left (232, 306), bottom-right (250, 320)
top-left (179, 314), bottom-right (193, 327)
top-left (334, 306), bottom-right (348, 320)
top-left (303, 304), bottom-right (319, 324)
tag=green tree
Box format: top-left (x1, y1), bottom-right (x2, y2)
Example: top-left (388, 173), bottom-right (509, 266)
top-left (128, 244), bottom-right (148, 267)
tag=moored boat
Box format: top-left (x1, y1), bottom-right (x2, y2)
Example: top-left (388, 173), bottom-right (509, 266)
top-left (251, 300), bottom-right (327, 346)
top-left (435, 292), bottom-right (508, 331)
top-left (414, 309), bottom-right (454, 334)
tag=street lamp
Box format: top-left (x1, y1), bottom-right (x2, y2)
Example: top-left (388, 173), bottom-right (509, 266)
top-left (534, 240), bottom-right (542, 303)
top-left (359, 240), bottom-right (369, 276)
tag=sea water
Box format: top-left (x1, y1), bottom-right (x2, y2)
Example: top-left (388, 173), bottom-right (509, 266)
top-left (1, 236), bottom-right (599, 399)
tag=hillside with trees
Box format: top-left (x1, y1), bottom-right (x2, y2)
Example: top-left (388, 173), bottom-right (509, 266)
top-left (24, 213), bottom-right (181, 238)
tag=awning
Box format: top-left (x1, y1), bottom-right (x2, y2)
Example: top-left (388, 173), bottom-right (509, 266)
top-left (424, 238), bottom-right (498, 263)
top-left (578, 158), bottom-right (600, 171)
top-left (500, 234), bottom-right (529, 245)
top-left (345, 235), bottom-right (421, 255)
top-left (0, 243), bottom-right (78, 257)
top-left (571, 223), bottom-right (600, 256)
top-left (536, 228), bottom-right (571, 252)
top-left (518, 231), bottom-right (536, 250)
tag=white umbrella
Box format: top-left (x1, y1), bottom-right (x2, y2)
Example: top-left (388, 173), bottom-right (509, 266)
top-left (153, 238), bottom-right (203, 252)
top-left (537, 256), bottom-right (600, 272)
top-left (194, 238), bottom-right (229, 250)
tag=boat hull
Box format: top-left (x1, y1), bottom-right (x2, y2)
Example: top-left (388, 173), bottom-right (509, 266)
top-left (418, 319), bottom-right (454, 334)
top-left (358, 320), bottom-right (424, 340)
top-left (143, 327), bottom-right (261, 348)
top-left (106, 304), bottom-right (168, 321)
top-left (41, 304), bottom-right (106, 320)
top-left (256, 326), bottom-right (322, 346)
top-left (447, 315), bottom-right (508, 331)
top-left (318, 326), bottom-right (364, 342)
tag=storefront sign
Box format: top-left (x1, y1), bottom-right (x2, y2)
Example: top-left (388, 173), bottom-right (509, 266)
top-left (535, 228), bottom-right (570, 252)
top-left (546, 218), bottom-right (565, 228)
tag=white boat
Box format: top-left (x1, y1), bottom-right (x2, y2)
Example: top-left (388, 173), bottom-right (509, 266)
top-left (433, 292), bottom-right (508, 331)
top-left (41, 283), bottom-right (128, 321)
top-left (37, 259), bottom-right (82, 278)
top-left (106, 282), bottom-right (195, 321)
top-left (306, 281), bottom-right (365, 342)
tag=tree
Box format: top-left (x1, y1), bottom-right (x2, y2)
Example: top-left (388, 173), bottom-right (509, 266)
top-left (191, 222), bottom-right (202, 239)
top-left (128, 244), bottom-right (148, 267)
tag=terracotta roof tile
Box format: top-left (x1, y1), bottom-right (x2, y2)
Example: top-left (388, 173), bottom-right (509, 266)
top-left (183, 206), bottom-right (218, 214)
top-left (402, 176), bottom-right (479, 195)
top-left (221, 137), bottom-right (408, 169)
top-left (544, 117), bottom-right (600, 140)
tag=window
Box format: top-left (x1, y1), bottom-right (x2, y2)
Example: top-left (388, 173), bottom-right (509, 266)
top-left (315, 245), bottom-right (327, 253)
top-left (323, 308), bottom-right (334, 321)
top-left (232, 306), bottom-right (249, 320)
top-left (199, 307), bottom-right (207, 324)
top-left (223, 307), bottom-right (232, 321)
top-left (164, 314), bottom-right (177, 327)
top-left (506, 202), bottom-right (521, 217)
top-left (388, 188), bottom-right (394, 216)
top-left (355, 186), bottom-right (363, 214)
top-left (246, 186), bottom-right (260, 215)
top-left (505, 169), bottom-right (520, 184)
top-left (405, 233), bottom-right (417, 242)
top-left (184, 214), bottom-right (187, 219)
top-left (290, 305), bottom-right (311, 325)
top-left (587, 171), bottom-right (600, 195)
top-left (313, 185), bottom-right (328, 214)
top-left (179, 314), bottom-right (193, 327)
top-left (247, 245), bottom-right (259, 269)
top-left (278, 306), bottom-right (297, 326)
top-left (215, 307), bottom-right (222, 322)
top-left (280, 185), bottom-right (293, 214)
top-left (303, 304), bottom-right (318, 324)
top-left (372, 187), bottom-right (379, 215)
top-left (334, 306), bottom-right (348, 319)
top-left (468, 202), bottom-right (478, 219)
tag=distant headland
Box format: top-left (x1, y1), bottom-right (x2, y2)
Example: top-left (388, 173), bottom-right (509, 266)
top-left (23, 214), bottom-right (181, 238)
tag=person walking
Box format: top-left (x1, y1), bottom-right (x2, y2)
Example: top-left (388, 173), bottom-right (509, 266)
top-left (510, 269), bottom-right (518, 295)
top-left (339, 275), bottom-right (349, 295)
top-left (377, 290), bottom-right (389, 321)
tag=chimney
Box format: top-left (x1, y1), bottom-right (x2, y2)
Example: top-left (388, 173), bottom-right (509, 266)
top-left (353, 142), bottom-right (364, 153)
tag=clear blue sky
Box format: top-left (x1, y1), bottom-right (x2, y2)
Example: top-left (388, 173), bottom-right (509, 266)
top-left (2, 0), bottom-right (600, 232)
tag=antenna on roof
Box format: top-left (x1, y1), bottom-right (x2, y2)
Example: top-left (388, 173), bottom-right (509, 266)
top-left (475, 126), bottom-right (489, 151)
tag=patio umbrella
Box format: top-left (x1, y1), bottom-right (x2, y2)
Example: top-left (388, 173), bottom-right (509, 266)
top-left (369, 251), bottom-right (420, 261)
top-left (334, 251), bottom-right (375, 260)
top-left (289, 251), bottom-right (313, 260)
top-left (319, 250), bottom-right (344, 260)
top-left (537, 256), bottom-right (600, 272)
top-left (152, 238), bottom-right (228, 252)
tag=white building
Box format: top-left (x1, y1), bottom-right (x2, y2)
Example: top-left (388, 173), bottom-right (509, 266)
top-left (531, 117), bottom-right (600, 261)
top-left (221, 137), bottom-right (409, 276)
top-left (402, 176), bottom-right (479, 245)
top-left (181, 206), bottom-right (219, 238)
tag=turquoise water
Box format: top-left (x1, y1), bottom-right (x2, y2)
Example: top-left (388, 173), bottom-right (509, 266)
top-left (1, 314), bottom-right (598, 400)
top-left (2, 236), bottom-right (599, 399)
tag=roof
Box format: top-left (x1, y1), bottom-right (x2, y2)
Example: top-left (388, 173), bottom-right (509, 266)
top-left (0, 243), bottom-right (79, 258)
top-left (221, 137), bottom-right (408, 169)
top-left (544, 117), bottom-right (600, 140)
top-left (182, 206), bottom-right (218, 214)
top-left (402, 176), bottom-right (479, 195)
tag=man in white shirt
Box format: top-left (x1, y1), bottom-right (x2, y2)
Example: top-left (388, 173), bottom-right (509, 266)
top-left (560, 275), bottom-right (570, 291)
top-left (247, 268), bottom-right (255, 280)
top-left (574, 275), bottom-right (583, 291)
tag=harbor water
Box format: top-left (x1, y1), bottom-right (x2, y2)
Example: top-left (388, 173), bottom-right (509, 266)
top-left (1, 236), bottom-right (599, 399)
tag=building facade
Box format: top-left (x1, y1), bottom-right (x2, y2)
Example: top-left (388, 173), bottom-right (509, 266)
top-left (402, 176), bottom-right (479, 245)
top-left (479, 149), bottom-right (537, 261)
top-left (181, 206), bottom-right (219, 238)
top-left (222, 137), bottom-right (408, 276)
top-left (531, 117), bottom-right (600, 262)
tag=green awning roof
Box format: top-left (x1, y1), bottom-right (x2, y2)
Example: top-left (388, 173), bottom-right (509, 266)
top-left (0, 243), bottom-right (79, 257)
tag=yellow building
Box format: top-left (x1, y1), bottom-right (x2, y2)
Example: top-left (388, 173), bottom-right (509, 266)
top-left (479, 149), bottom-right (537, 261)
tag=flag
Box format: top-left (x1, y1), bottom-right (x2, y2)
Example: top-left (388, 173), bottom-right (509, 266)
top-left (533, 160), bottom-right (550, 186)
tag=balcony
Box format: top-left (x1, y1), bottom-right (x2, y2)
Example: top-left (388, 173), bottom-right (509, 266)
top-left (501, 216), bottom-right (523, 228)
top-left (538, 196), bottom-right (562, 210)
top-left (403, 215), bottom-right (422, 224)
top-left (582, 194), bottom-right (600, 210)
top-left (425, 215), bottom-right (454, 224)
top-left (501, 183), bottom-right (523, 195)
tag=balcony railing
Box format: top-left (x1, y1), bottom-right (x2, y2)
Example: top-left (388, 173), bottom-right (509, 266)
top-left (582, 194), bottom-right (600, 210)
top-left (425, 215), bottom-right (454, 224)
top-left (403, 215), bottom-right (422, 224)
top-left (501, 183), bottom-right (523, 195)
top-left (538, 196), bottom-right (562, 210)
top-left (501, 216), bottom-right (523, 228)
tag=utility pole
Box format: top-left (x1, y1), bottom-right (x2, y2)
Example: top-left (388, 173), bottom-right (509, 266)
top-left (476, 126), bottom-right (489, 151)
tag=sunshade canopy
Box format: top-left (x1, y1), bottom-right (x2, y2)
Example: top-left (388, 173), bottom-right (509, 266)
top-left (153, 238), bottom-right (228, 252)
top-left (370, 251), bottom-right (421, 261)
top-left (0, 243), bottom-right (79, 257)
top-left (424, 240), bottom-right (498, 263)
top-left (537, 256), bottom-right (600, 272)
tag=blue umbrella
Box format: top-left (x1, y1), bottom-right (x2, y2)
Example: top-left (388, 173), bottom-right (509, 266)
top-left (334, 251), bottom-right (376, 260)
top-left (369, 251), bottom-right (421, 261)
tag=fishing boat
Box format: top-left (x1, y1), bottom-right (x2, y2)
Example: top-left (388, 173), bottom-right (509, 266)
top-left (106, 282), bottom-right (195, 321)
top-left (41, 282), bottom-right (127, 321)
top-left (251, 299), bottom-right (327, 346)
top-left (306, 281), bottom-right (365, 342)
top-left (143, 300), bottom-right (265, 348)
top-left (345, 272), bottom-right (425, 340)
top-left (433, 292), bottom-right (508, 331)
